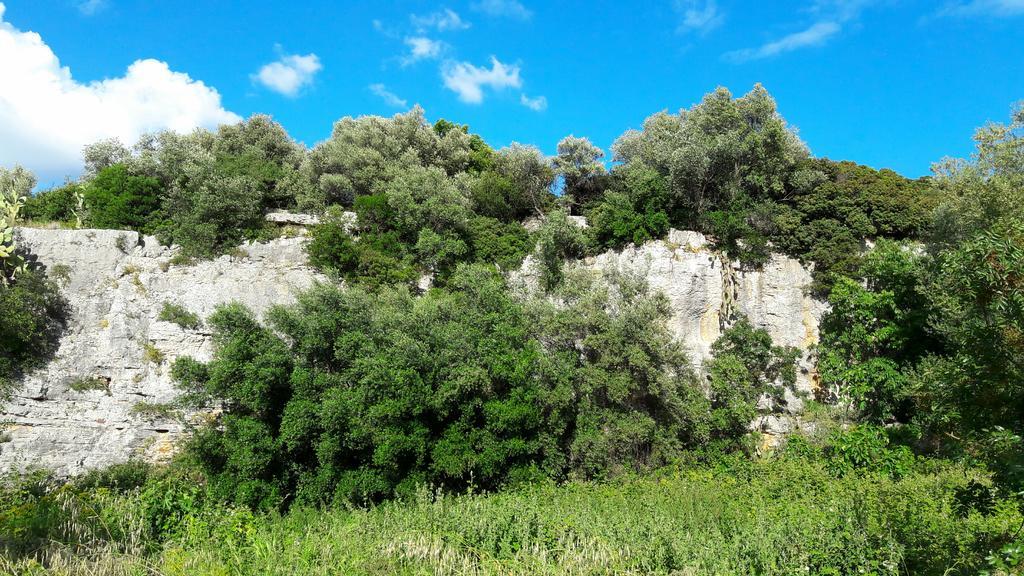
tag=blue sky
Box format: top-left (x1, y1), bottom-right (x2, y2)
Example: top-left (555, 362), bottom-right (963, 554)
top-left (1, 0), bottom-right (1022, 185)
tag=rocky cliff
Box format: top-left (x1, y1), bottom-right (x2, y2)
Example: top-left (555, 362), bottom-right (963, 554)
top-left (1, 228), bottom-right (324, 475)
top-left (1, 227), bottom-right (825, 475)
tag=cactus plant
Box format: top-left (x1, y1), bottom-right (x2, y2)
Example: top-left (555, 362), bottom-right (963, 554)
top-left (0, 166), bottom-right (35, 286)
top-left (71, 185), bottom-right (86, 229)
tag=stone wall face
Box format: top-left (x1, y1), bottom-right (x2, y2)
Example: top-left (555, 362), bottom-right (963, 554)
top-left (577, 231), bottom-right (826, 401)
top-left (1, 228), bottom-right (324, 475)
top-left (1, 227), bottom-right (825, 474)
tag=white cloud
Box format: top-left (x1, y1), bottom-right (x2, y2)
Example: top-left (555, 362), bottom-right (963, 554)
top-left (253, 51), bottom-right (321, 97)
top-left (402, 36), bottom-right (444, 66)
top-left (809, 0), bottom-right (877, 21)
top-left (520, 93), bottom-right (547, 111)
top-left (0, 2), bottom-right (239, 181)
top-left (472, 0), bottom-right (533, 20)
top-left (411, 8), bottom-right (470, 32)
top-left (723, 0), bottom-right (876, 62)
top-left (725, 21), bottom-right (841, 61)
top-left (369, 83), bottom-right (408, 108)
top-left (675, 0), bottom-right (724, 34)
top-left (938, 0), bottom-right (1024, 17)
top-left (77, 0), bottom-right (106, 16)
top-left (441, 57), bottom-right (521, 104)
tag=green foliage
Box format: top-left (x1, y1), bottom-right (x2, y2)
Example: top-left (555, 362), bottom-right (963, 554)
top-left (20, 183), bottom-right (82, 224)
top-left (553, 135), bottom-right (607, 212)
top-left (72, 115), bottom-right (306, 257)
top-left (1, 459), bottom-right (1019, 575)
top-left (585, 162), bottom-right (670, 250)
top-left (818, 241), bottom-right (930, 423)
top-left (306, 210), bottom-right (419, 289)
top-left (772, 159), bottom-right (938, 289)
top-left (68, 376), bottom-right (109, 393)
top-left (706, 317), bottom-right (799, 443)
top-left (83, 164), bottom-right (162, 233)
top-left (156, 171), bottom-right (267, 258)
top-left (171, 266), bottom-right (769, 506)
top-left (466, 215), bottom-right (533, 270)
top-left (825, 425), bottom-right (916, 478)
top-left (603, 87), bottom-right (935, 277)
top-left (143, 343), bottom-right (165, 365)
top-left (612, 84), bottom-right (807, 227)
top-left (0, 270), bottom-right (68, 399)
top-left (1, 166), bottom-right (33, 285)
top-left (704, 197), bottom-right (776, 266)
top-left (131, 401), bottom-right (178, 421)
top-left (469, 170), bottom-right (531, 222)
top-left (930, 102), bottom-right (1024, 250)
top-left (301, 108), bottom-right (481, 210)
top-left (159, 302), bottom-right (202, 330)
top-left (533, 210), bottom-right (587, 291)
top-left (912, 223), bottom-right (1024, 470)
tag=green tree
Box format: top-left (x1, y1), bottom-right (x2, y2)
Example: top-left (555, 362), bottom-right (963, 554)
top-left (84, 164), bottom-right (162, 233)
top-left (553, 135), bottom-right (607, 213)
top-left (817, 241), bottom-right (930, 423)
top-left (612, 84), bottom-right (807, 227)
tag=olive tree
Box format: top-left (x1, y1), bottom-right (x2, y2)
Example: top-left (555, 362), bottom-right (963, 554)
top-left (611, 84), bottom-right (808, 225)
top-left (553, 135), bottom-right (607, 212)
top-left (301, 107), bottom-right (475, 210)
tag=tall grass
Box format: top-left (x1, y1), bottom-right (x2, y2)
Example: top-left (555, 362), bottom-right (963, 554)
top-left (1, 459), bottom-right (1020, 575)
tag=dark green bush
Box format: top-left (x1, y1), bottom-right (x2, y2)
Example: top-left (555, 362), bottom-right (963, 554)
top-left (825, 424), bottom-right (916, 478)
top-left (159, 302), bottom-right (202, 330)
top-left (466, 215), bottom-right (533, 269)
top-left (157, 173), bottom-right (267, 258)
top-left (84, 164), bottom-right (162, 233)
top-left (171, 266), bottom-right (781, 507)
top-left (20, 183), bottom-right (81, 224)
top-left (0, 270), bottom-right (69, 398)
top-left (705, 317), bottom-right (799, 444)
top-left (587, 190), bottom-right (669, 249)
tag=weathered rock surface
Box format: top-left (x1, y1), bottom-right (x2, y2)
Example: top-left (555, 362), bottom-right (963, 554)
top-left (265, 211), bottom-right (321, 227)
top-left (2, 226), bottom-right (825, 475)
top-left (519, 229), bottom-right (827, 414)
top-left (1, 228), bottom-right (325, 475)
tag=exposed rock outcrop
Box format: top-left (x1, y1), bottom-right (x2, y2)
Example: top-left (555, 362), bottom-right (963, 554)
top-left (1, 227), bottom-right (825, 475)
top-left (1, 228), bottom-right (325, 475)
top-left (520, 229), bottom-right (827, 411)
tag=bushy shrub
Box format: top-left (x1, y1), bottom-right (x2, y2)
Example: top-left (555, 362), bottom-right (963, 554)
top-left (157, 173), bottom-right (266, 257)
top-left (587, 190), bottom-right (669, 249)
top-left (159, 302), bottom-right (202, 330)
top-left (470, 171), bottom-right (530, 222)
top-left (0, 270), bottom-right (68, 398)
top-left (83, 164), bottom-right (162, 233)
top-left (705, 317), bottom-right (799, 445)
top-left (533, 210), bottom-right (587, 291)
top-left (817, 240), bottom-right (931, 424)
top-left (171, 266), bottom-right (781, 506)
top-left (306, 212), bottom-right (419, 289)
top-left (20, 183), bottom-right (82, 224)
top-left (825, 424), bottom-right (916, 478)
top-left (466, 215), bottom-right (533, 269)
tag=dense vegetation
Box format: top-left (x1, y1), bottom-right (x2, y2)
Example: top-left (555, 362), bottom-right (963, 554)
top-left (2, 87), bottom-right (1024, 574)
top-left (2, 454), bottom-right (1019, 575)
top-left (0, 167), bottom-right (68, 398)
top-left (171, 267), bottom-right (793, 507)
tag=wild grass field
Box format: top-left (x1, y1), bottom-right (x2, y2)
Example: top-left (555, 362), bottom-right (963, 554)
top-left (2, 457), bottom-right (1020, 576)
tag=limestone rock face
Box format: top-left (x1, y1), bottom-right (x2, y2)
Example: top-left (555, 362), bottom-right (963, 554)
top-left (521, 229), bottom-right (827, 402)
top-left (1, 228), bottom-right (325, 475)
top-left (2, 226), bottom-right (825, 475)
